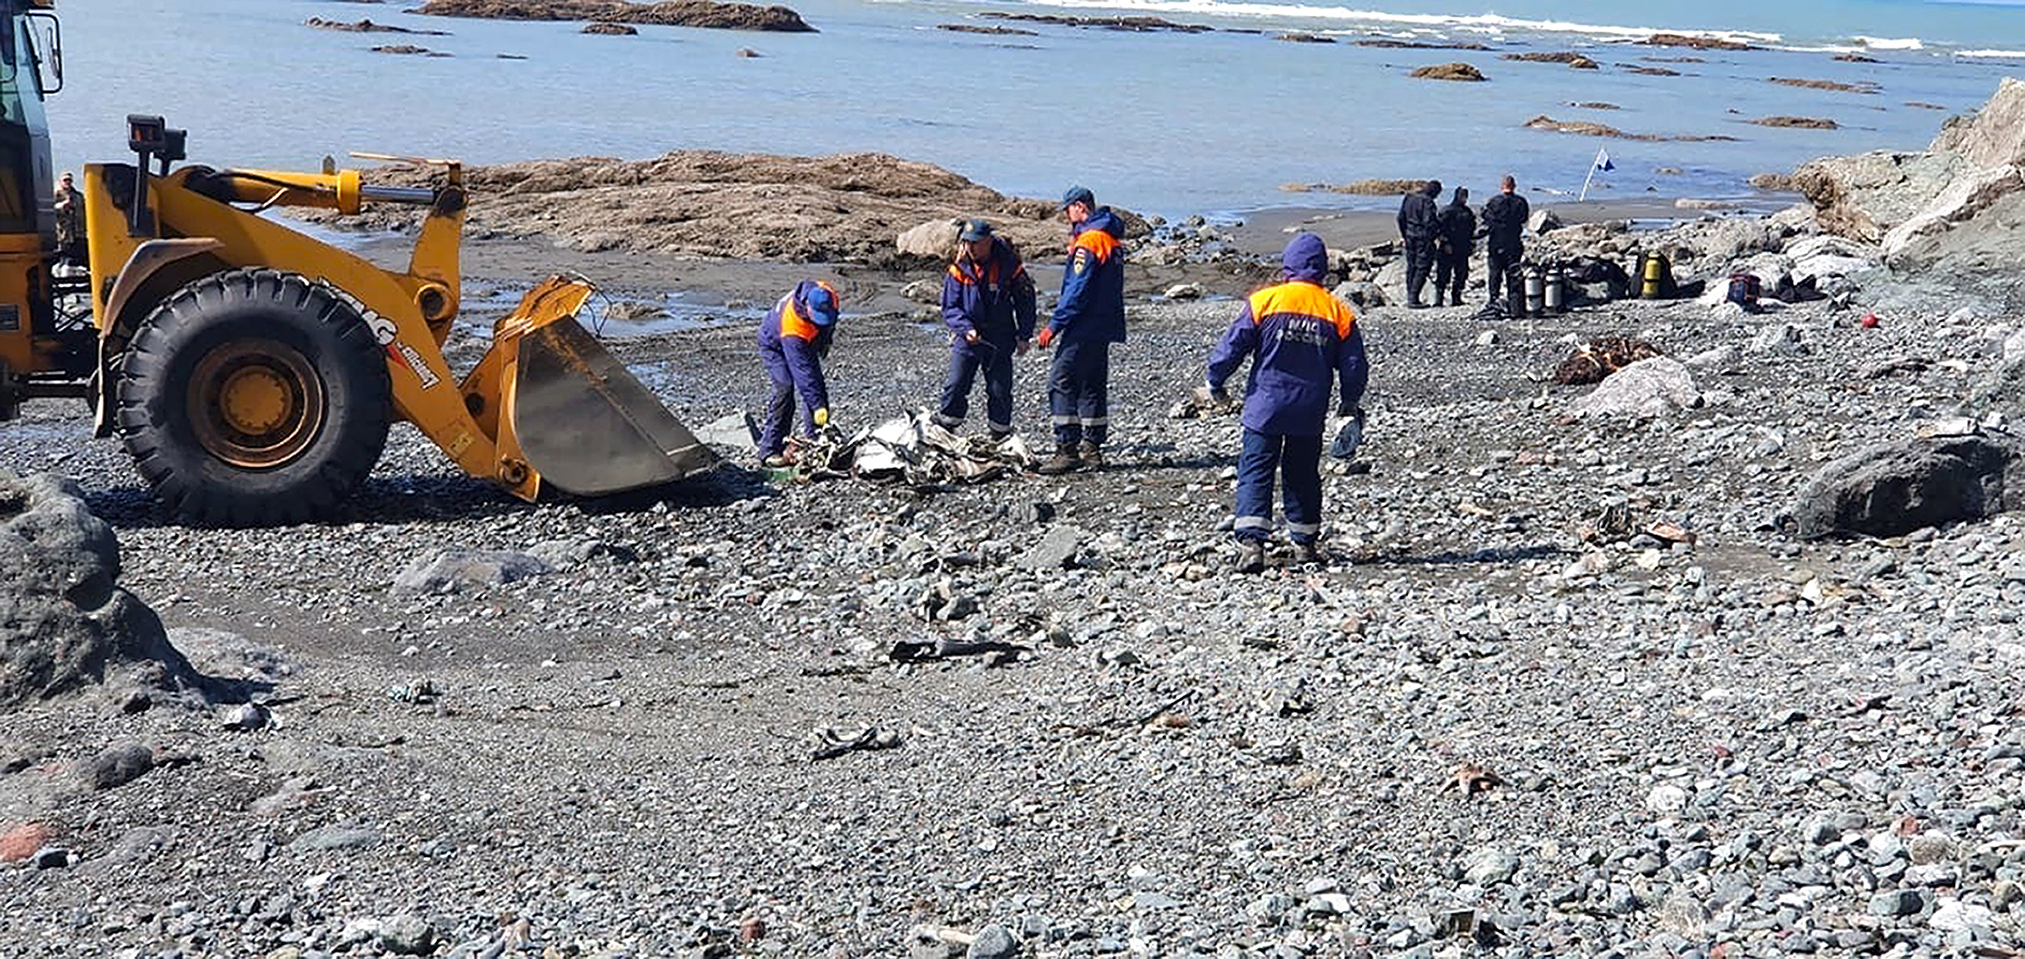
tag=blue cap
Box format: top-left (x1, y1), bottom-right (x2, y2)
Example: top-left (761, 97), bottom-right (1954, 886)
top-left (1060, 185), bottom-right (1095, 211)
top-left (805, 285), bottom-right (839, 326)
top-left (959, 218), bottom-right (994, 242)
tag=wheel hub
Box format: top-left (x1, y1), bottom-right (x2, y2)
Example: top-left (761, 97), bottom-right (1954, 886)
top-left (188, 339), bottom-right (326, 469)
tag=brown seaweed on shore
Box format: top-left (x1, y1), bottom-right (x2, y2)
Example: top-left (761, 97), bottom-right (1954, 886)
top-left (1643, 33), bottom-right (1753, 51)
top-left (299, 151), bottom-right (1149, 264)
top-left (1504, 51), bottom-right (1600, 69)
top-left (1769, 76), bottom-right (1881, 94)
top-left (582, 22), bottom-right (637, 34)
top-left (410, 0), bottom-right (816, 33)
top-left (1750, 116), bottom-right (1840, 129)
top-left (976, 12), bottom-right (1213, 33)
top-left (1353, 39), bottom-right (1491, 51)
top-left (1281, 179), bottom-right (1430, 195)
top-left (1410, 62), bottom-right (1487, 82)
top-left (937, 23), bottom-right (1038, 36)
top-left (1276, 32), bottom-right (1335, 43)
top-left (1524, 115), bottom-right (1736, 142)
top-left (307, 17), bottom-right (449, 34)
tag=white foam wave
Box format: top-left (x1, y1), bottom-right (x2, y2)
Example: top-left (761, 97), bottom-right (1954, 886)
top-left (1005, 0), bottom-right (1785, 45)
top-left (1853, 35), bottom-right (1923, 50)
top-left (1958, 48), bottom-right (2025, 60)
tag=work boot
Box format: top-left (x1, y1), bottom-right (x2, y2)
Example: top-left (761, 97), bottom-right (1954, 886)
top-left (1431, 293), bottom-right (1445, 307)
top-left (1077, 442), bottom-right (1104, 472)
top-left (1037, 444), bottom-right (1081, 475)
top-left (761, 454), bottom-right (791, 469)
top-left (1235, 540), bottom-right (1267, 574)
top-left (989, 430), bottom-right (1014, 443)
top-left (1295, 540), bottom-right (1326, 565)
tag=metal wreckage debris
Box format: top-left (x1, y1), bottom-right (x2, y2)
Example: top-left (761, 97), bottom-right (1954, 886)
top-left (782, 411), bottom-right (1037, 486)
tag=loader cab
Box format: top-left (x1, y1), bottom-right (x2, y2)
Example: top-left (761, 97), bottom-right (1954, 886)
top-left (0, 0), bottom-right (59, 421)
top-left (0, 1), bottom-right (56, 243)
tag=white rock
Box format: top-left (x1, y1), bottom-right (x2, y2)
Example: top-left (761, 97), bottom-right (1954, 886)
top-left (1568, 357), bottom-right (1701, 418)
top-left (1645, 783), bottom-right (1689, 816)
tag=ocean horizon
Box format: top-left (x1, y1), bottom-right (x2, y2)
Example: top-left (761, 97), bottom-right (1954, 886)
top-left (44, 0), bottom-right (2025, 219)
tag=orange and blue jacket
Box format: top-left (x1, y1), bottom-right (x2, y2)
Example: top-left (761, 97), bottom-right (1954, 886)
top-left (757, 279), bottom-right (840, 412)
top-left (1049, 207), bottom-right (1127, 344)
top-left (942, 236), bottom-right (1038, 348)
top-left (1206, 234), bottom-right (1367, 436)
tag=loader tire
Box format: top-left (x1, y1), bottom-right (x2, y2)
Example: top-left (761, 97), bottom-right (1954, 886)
top-left (116, 269), bottom-right (391, 526)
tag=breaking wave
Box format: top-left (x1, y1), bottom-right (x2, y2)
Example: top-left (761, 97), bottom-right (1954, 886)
top-left (1852, 35), bottom-right (1924, 50)
top-left (1957, 48), bottom-right (2025, 60)
top-left (999, 0), bottom-right (1786, 45)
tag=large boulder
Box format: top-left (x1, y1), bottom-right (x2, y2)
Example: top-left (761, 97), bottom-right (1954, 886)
top-left (1567, 357), bottom-right (1701, 418)
top-left (1791, 151), bottom-right (1963, 243)
top-left (0, 473), bottom-right (204, 711)
top-left (1928, 76), bottom-right (2025, 170)
top-left (896, 218), bottom-right (961, 261)
top-left (1789, 431), bottom-right (2025, 539)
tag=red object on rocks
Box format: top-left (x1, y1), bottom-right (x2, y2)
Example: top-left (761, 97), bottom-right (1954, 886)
top-left (1861, 313), bottom-right (1880, 329)
top-left (0, 823), bottom-right (50, 863)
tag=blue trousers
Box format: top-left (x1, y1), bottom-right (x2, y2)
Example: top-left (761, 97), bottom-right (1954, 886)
top-left (935, 333), bottom-right (1016, 435)
top-left (757, 345), bottom-right (814, 457)
top-left (1049, 338), bottom-right (1110, 448)
top-left (1235, 428), bottom-right (1323, 544)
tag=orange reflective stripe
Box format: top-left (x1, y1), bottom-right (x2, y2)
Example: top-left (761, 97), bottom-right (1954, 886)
top-left (1248, 281), bottom-right (1357, 339)
top-left (778, 295), bottom-right (818, 341)
top-left (947, 263), bottom-right (974, 285)
top-left (1071, 229), bottom-right (1118, 264)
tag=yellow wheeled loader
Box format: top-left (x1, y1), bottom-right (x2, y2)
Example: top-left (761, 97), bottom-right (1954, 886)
top-left (0, 5), bottom-right (717, 525)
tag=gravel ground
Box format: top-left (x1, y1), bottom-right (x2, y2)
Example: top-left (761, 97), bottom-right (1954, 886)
top-left (4, 278), bottom-right (2024, 958)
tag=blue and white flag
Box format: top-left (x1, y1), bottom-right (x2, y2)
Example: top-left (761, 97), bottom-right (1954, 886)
top-left (1594, 148), bottom-right (1615, 172)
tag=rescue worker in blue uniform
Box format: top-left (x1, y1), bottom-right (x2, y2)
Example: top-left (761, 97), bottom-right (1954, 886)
top-left (756, 280), bottom-right (841, 467)
top-left (935, 219), bottom-right (1037, 439)
top-left (1037, 185), bottom-right (1127, 474)
top-left (1205, 233), bottom-right (1369, 573)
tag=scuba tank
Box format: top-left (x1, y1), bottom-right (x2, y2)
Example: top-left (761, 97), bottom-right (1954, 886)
top-left (1524, 267), bottom-right (1545, 316)
top-left (1544, 265), bottom-right (1566, 314)
top-left (1640, 252), bottom-right (1671, 299)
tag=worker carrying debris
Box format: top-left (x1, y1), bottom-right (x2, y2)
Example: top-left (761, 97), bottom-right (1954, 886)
top-left (756, 280), bottom-right (842, 467)
top-left (1205, 233), bottom-right (1368, 573)
top-left (934, 219), bottom-right (1037, 440)
top-left (1038, 185), bottom-right (1127, 475)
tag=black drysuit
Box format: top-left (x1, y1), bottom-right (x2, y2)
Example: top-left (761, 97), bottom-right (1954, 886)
top-left (1481, 191), bottom-right (1531, 316)
top-left (1434, 199), bottom-right (1476, 305)
top-left (1396, 185), bottom-right (1440, 306)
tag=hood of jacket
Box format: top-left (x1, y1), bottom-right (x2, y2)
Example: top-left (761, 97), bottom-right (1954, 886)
top-left (1078, 206), bottom-right (1126, 242)
top-left (1280, 232), bottom-right (1329, 284)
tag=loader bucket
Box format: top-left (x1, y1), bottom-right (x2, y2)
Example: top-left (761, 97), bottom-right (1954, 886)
top-left (498, 281), bottom-right (719, 495)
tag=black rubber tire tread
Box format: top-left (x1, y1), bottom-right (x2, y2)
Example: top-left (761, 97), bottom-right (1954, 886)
top-left (115, 268), bottom-right (391, 526)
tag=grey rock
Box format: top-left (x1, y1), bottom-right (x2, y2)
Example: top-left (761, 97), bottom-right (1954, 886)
top-left (965, 924), bottom-right (1020, 959)
top-left (1018, 525), bottom-right (1087, 571)
top-left (0, 471), bottom-right (207, 711)
top-left (83, 743), bottom-right (154, 790)
top-left (1462, 846), bottom-right (1519, 885)
top-left (1747, 322), bottom-right (1806, 356)
top-left (290, 824), bottom-right (382, 851)
top-left (392, 550), bottom-right (551, 595)
top-left (1870, 888), bottom-right (1928, 917)
top-left (528, 538), bottom-right (636, 571)
top-left (1331, 280), bottom-right (1387, 308)
top-left (380, 914), bottom-right (437, 956)
top-left (1789, 432), bottom-right (2025, 539)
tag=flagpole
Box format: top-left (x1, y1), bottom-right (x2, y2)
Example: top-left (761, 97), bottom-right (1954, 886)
top-left (1578, 146), bottom-right (1604, 202)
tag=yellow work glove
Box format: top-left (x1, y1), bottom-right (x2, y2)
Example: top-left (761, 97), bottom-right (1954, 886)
top-left (813, 407), bottom-right (830, 428)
